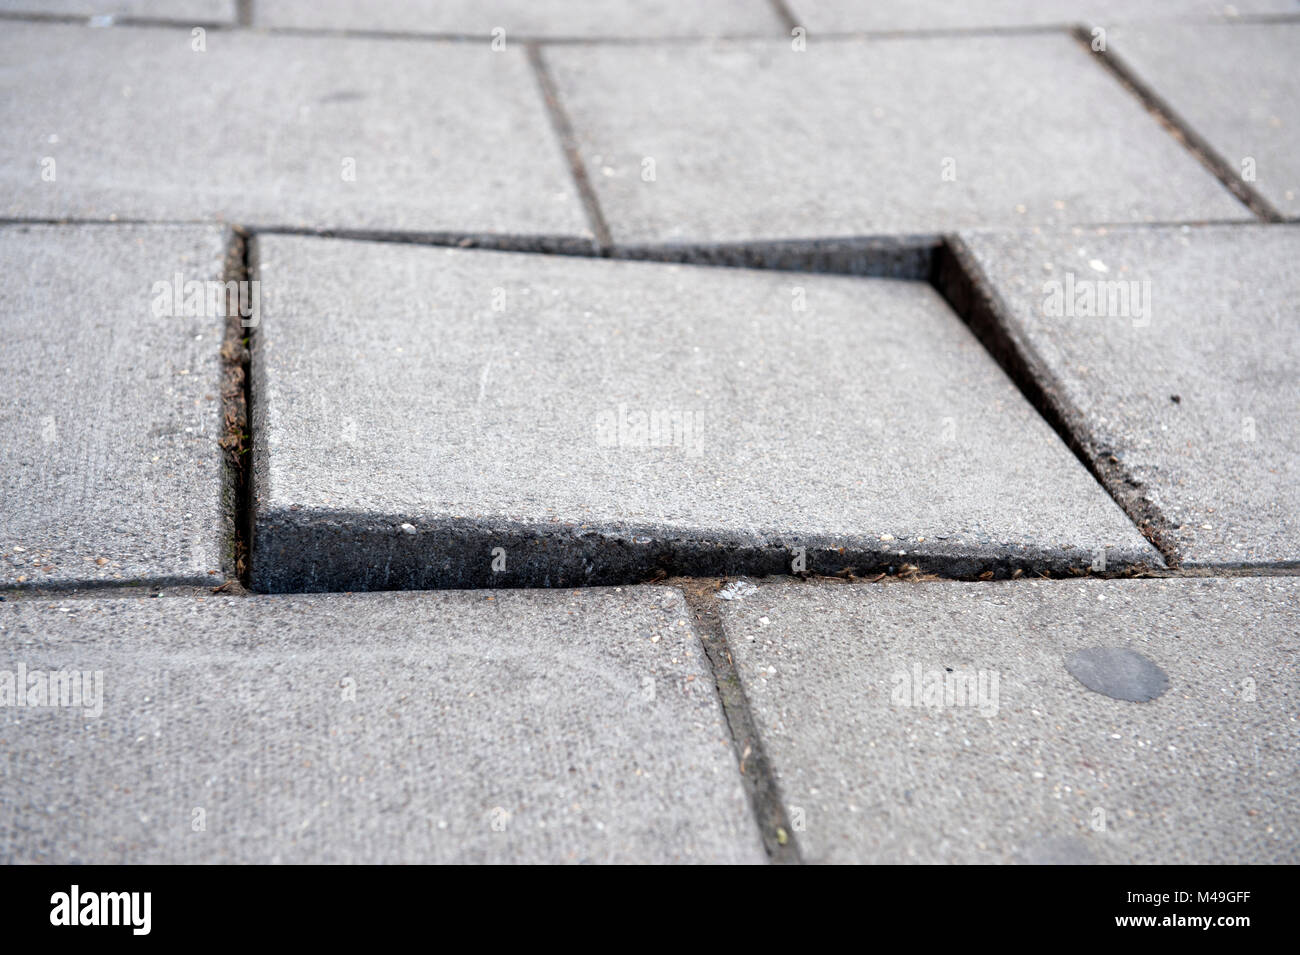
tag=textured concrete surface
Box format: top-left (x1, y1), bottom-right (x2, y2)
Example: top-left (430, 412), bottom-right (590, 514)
top-left (0, 0), bottom-right (234, 21)
top-left (786, 0), bottom-right (1300, 32)
top-left (0, 22), bottom-right (591, 244)
top-left (718, 576), bottom-right (1300, 864)
top-left (0, 224), bottom-right (230, 590)
top-left (253, 0), bottom-right (783, 37)
top-left (250, 235), bottom-right (1157, 592)
top-left (0, 588), bottom-right (764, 864)
top-left (1109, 22), bottom-right (1300, 219)
top-left (542, 34), bottom-right (1249, 244)
top-left (957, 224), bottom-right (1300, 566)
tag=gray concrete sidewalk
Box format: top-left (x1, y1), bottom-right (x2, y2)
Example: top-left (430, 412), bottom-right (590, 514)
top-left (718, 576), bottom-right (1298, 864)
top-left (1, 588), bottom-right (762, 863)
top-left (0, 224), bottom-right (231, 590)
top-left (0, 1), bottom-right (1296, 865)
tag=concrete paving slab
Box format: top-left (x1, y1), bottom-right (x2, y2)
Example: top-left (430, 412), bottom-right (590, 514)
top-left (0, 587), bottom-right (763, 864)
top-left (541, 34), bottom-right (1249, 244)
top-left (718, 576), bottom-right (1300, 864)
top-left (0, 22), bottom-right (591, 245)
top-left (786, 0), bottom-right (1300, 32)
top-left (253, 0), bottom-right (783, 37)
top-left (956, 224), bottom-right (1300, 566)
top-left (1108, 22), bottom-right (1300, 219)
top-left (0, 0), bottom-right (234, 22)
top-left (249, 235), bottom-right (1158, 593)
top-left (0, 224), bottom-right (230, 590)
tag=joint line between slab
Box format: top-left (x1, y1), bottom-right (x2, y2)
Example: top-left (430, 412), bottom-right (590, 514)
top-left (679, 582), bottom-right (802, 864)
top-left (218, 230), bottom-right (254, 591)
top-left (1073, 26), bottom-right (1285, 224)
top-left (766, 0), bottom-right (798, 33)
top-left (525, 42), bottom-right (614, 252)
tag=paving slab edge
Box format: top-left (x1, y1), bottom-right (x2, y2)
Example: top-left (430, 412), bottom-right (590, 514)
top-left (608, 234), bottom-right (938, 278)
top-left (248, 507), bottom-right (1163, 593)
top-left (933, 234), bottom-right (1185, 565)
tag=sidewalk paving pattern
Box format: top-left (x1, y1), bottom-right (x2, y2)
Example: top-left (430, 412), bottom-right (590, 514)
top-left (542, 34), bottom-right (1250, 244)
top-left (719, 577), bottom-right (1300, 864)
top-left (0, 224), bottom-right (231, 590)
top-left (957, 224), bottom-right (1300, 566)
top-left (1108, 22), bottom-right (1300, 219)
top-left (250, 235), bottom-right (1156, 592)
top-left (0, 23), bottom-right (592, 244)
top-left (0, 4), bottom-right (1296, 866)
top-left (0, 588), bottom-right (764, 864)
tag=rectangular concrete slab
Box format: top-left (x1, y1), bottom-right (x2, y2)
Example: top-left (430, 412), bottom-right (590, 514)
top-left (956, 224), bottom-right (1300, 566)
top-left (250, 235), bottom-right (1157, 593)
top-left (0, 22), bottom-right (591, 244)
top-left (253, 0), bottom-right (784, 37)
top-left (786, 0), bottom-right (1300, 32)
top-left (718, 576), bottom-right (1299, 864)
top-left (0, 0), bottom-right (234, 21)
top-left (1108, 22), bottom-right (1300, 219)
top-left (0, 587), bottom-right (763, 863)
top-left (541, 34), bottom-right (1249, 244)
top-left (0, 224), bottom-right (230, 590)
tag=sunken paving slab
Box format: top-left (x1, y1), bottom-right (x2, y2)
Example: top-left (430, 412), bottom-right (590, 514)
top-left (956, 224), bottom-right (1300, 566)
top-left (1108, 22), bottom-right (1300, 219)
top-left (540, 34), bottom-right (1249, 245)
top-left (253, 0), bottom-right (784, 37)
top-left (0, 22), bottom-right (591, 246)
top-left (249, 235), bottom-right (1158, 593)
top-left (0, 224), bottom-right (230, 590)
top-left (785, 0), bottom-right (1300, 32)
top-left (0, 0), bottom-right (235, 22)
top-left (0, 588), bottom-right (764, 864)
top-left (718, 576), bottom-right (1300, 865)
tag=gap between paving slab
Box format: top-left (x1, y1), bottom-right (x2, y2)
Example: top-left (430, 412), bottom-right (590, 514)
top-left (934, 225), bottom-right (1300, 570)
top-left (1079, 26), bottom-right (1285, 223)
top-left (9, 0), bottom-right (1289, 594)
top-left (953, 223), bottom-right (1300, 569)
top-left (252, 227), bottom-right (940, 278)
top-left (218, 230), bottom-right (254, 592)
top-left (224, 225), bottom-right (1224, 592)
top-left (767, 0), bottom-right (798, 33)
top-left (245, 233), bottom-right (1165, 593)
top-left (251, 513), bottom-right (1161, 592)
top-left (930, 235), bottom-right (1179, 565)
top-left (526, 42), bottom-right (613, 251)
top-left (0, 222), bottom-right (1152, 600)
top-left (14, 221), bottom-right (1290, 598)
top-left (677, 578), bottom-right (801, 862)
top-left (238, 214), bottom-right (1300, 591)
